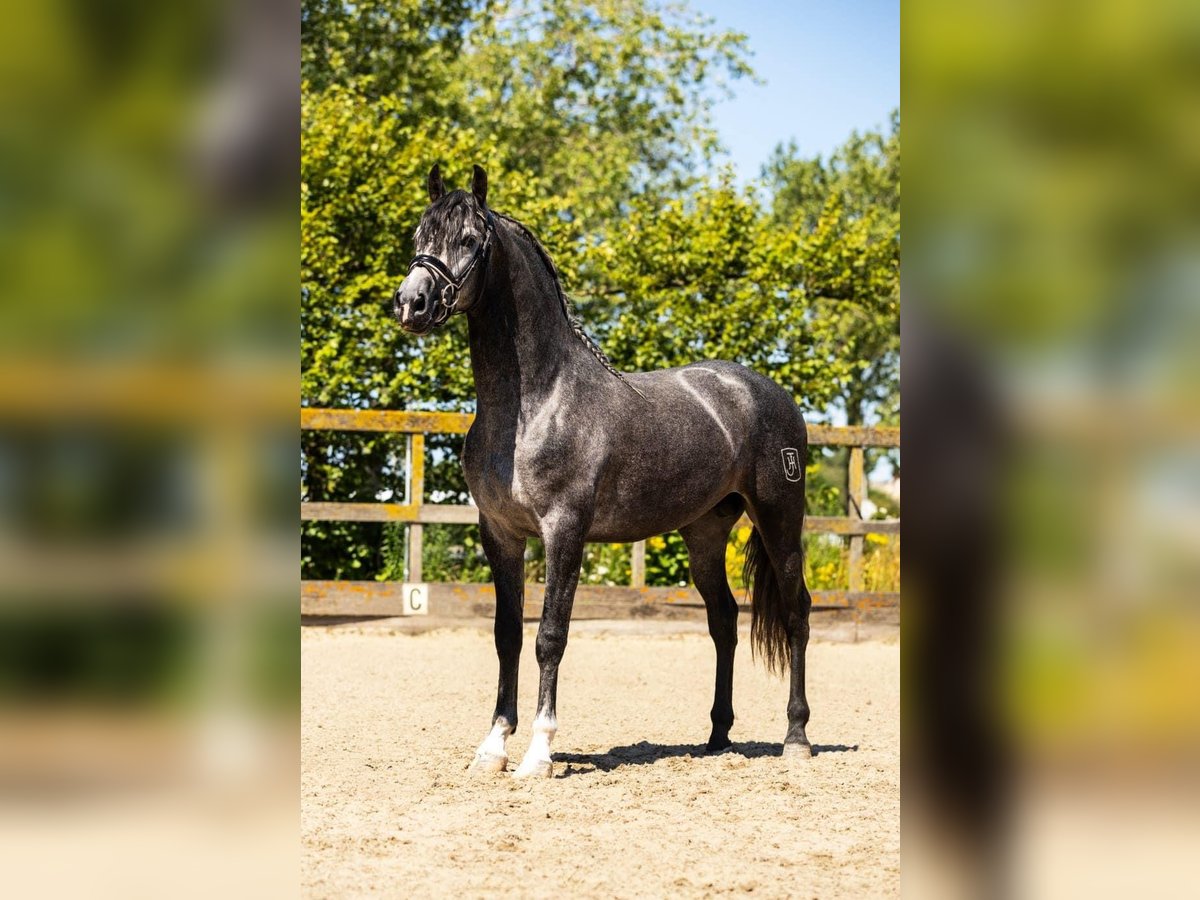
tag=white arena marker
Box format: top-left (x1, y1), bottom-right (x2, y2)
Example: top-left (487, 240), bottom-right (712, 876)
top-left (402, 583), bottom-right (429, 616)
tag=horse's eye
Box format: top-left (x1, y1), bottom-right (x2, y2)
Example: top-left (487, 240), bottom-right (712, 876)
top-left (460, 235), bottom-right (475, 249)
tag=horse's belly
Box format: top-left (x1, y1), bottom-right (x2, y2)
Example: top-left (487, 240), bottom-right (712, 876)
top-left (585, 459), bottom-right (733, 542)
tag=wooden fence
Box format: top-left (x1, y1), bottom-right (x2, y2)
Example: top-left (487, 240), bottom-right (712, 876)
top-left (301, 408), bottom-right (899, 622)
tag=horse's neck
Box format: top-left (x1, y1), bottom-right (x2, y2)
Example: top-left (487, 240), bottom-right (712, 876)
top-left (467, 224), bottom-right (599, 420)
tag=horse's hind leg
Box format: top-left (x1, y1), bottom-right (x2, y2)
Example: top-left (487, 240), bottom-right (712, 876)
top-left (744, 498), bottom-right (814, 758)
top-left (680, 498), bottom-right (744, 753)
top-left (786, 579), bottom-right (814, 758)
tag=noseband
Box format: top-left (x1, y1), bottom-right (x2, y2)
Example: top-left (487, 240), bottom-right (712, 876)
top-left (407, 211), bottom-right (496, 325)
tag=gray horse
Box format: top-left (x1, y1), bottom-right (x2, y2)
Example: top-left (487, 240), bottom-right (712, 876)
top-left (393, 165), bottom-right (813, 777)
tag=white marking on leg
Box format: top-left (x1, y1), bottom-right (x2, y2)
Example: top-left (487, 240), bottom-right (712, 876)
top-left (472, 719), bottom-right (512, 772)
top-left (513, 712), bottom-right (556, 779)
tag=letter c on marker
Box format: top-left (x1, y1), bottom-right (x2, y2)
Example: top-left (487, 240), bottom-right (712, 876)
top-left (408, 587), bottom-right (424, 612)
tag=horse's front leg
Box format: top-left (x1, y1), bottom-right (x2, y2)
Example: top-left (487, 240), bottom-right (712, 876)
top-left (512, 509), bottom-right (587, 779)
top-left (472, 517), bottom-right (525, 772)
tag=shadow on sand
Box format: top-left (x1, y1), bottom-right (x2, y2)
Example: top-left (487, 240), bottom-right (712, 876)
top-left (554, 740), bottom-right (858, 776)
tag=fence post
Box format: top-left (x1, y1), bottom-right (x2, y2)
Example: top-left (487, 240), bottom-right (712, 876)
top-left (631, 540), bottom-right (646, 588)
top-left (847, 445), bottom-right (865, 592)
top-left (407, 433), bottom-right (425, 583)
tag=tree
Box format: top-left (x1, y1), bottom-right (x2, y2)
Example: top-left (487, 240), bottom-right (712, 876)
top-left (576, 177), bottom-right (861, 417)
top-left (301, 3), bottom-right (899, 583)
top-left (302, 0), bottom-right (753, 412)
top-left (764, 110), bottom-right (899, 233)
top-left (763, 112), bottom-right (900, 426)
top-left (301, 0), bottom-right (754, 579)
top-left (302, 0), bottom-right (483, 104)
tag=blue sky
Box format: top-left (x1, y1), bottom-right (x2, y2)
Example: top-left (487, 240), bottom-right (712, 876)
top-left (696, 0), bottom-right (899, 179)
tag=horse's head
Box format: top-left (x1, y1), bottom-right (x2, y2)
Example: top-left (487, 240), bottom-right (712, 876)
top-left (393, 164), bottom-right (494, 335)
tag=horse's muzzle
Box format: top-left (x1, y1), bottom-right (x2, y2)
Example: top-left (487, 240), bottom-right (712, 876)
top-left (393, 275), bottom-right (434, 334)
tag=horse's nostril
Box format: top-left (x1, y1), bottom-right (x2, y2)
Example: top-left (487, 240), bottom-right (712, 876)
top-left (411, 291), bottom-right (428, 315)
top-left (393, 287), bottom-right (403, 305)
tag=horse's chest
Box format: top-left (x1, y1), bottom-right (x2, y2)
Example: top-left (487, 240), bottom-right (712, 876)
top-left (463, 424), bottom-right (583, 524)
top-left (462, 429), bottom-right (509, 503)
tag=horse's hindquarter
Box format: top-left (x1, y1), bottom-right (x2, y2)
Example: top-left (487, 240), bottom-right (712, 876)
top-left (587, 362), bottom-right (795, 541)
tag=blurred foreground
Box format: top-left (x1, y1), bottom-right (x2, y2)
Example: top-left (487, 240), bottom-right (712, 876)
top-left (0, 1), bottom-right (296, 896)
top-left (905, 1), bottom-right (1200, 896)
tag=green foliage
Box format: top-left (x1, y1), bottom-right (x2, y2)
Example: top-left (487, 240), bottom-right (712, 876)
top-left (765, 111), bottom-right (900, 232)
top-left (300, 429), bottom-right (409, 580)
top-left (0, 609), bottom-right (198, 707)
top-left (800, 533), bottom-right (900, 593)
top-left (645, 532), bottom-right (691, 586)
top-left (805, 455), bottom-right (846, 517)
top-left (377, 523), bottom-right (408, 583)
top-left (580, 543), bottom-right (632, 586)
top-left (763, 113), bottom-right (900, 426)
top-left (579, 180), bottom-right (879, 415)
top-left (301, 0), bottom-right (899, 585)
top-left (425, 525), bottom-right (494, 583)
top-left (302, 0), bottom-right (482, 102)
top-left (868, 485), bottom-right (900, 520)
top-left (804, 536), bottom-right (847, 592)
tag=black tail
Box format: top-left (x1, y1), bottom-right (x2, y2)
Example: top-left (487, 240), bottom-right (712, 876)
top-left (743, 527), bottom-right (792, 676)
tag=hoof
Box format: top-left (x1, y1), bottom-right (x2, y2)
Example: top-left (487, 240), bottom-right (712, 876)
top-left (782, 741), bottom-right (813, 759)
top-left (512, 758), bottom-right (553, 779)
top-left (471, 751), bottom-right (508, 773)
top-left (705, 736), bottom-right (733, 754)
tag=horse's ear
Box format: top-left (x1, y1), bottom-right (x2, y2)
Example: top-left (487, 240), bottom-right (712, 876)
top-left (427, 164), bottom-right (445, 203)
top-left (471, 165), bottom-right (488, 209)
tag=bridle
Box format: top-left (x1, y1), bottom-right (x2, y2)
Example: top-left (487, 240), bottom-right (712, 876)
top-left (406, 211), bottom-right (496, 325)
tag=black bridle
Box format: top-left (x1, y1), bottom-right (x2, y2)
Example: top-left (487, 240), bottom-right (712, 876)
top-left (406, 211), bottom-right (496, 325)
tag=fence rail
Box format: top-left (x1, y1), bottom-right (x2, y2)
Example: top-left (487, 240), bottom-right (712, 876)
top-left (301, 408), bottom-right (899, 619)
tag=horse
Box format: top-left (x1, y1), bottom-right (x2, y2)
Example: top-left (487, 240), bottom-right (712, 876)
top-left (392, 164), bottom-right (814, 778)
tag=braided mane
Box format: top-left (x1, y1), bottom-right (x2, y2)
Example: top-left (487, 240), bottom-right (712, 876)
top-left (492, 211), bottom-right (638, 391)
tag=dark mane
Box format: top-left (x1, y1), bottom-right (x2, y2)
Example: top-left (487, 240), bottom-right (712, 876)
top-left (491, 210), bottom-right (633, 386)
top-left (414, 191), bottom-right (480, 248)
top-left (415, 192), bottom-right (636, 391)
top-left (492, 209), bottom-right (631, 386)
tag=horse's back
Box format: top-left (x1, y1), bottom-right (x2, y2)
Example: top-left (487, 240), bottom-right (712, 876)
top-left (623, 359), bottom-right (807, 451)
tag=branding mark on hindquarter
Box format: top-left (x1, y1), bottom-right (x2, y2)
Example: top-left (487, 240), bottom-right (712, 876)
top-left (781, 447), bottom-right (802, 482)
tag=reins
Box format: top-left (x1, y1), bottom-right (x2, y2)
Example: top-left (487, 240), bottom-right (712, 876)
top-left (406, 211), bottom-right (496, 326)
